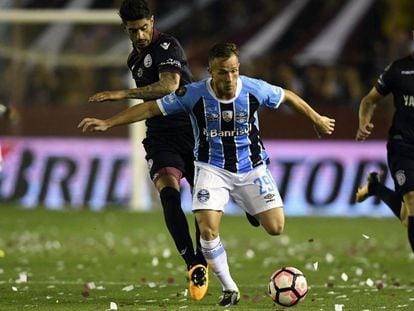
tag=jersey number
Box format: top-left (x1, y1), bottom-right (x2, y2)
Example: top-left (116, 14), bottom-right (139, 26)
top-left (253, 174), bottom-right (274, 195)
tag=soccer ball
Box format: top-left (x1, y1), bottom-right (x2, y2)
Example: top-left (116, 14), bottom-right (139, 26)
top-left (268, 267), bottom-right (308, 307)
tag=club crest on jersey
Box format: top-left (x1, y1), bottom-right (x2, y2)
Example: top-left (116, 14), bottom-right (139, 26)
top-left (144, 54), bottom-right (152, 68)
top-left (137, 68), bottom-right (143, 77)
top-left (236, 111), bottom-right (248, 124)
top-left (222, 110), bottom-right (233, 122)
top-left (197, 189), bottom-right (210, 202)
top-left (175, 86), bottom-right (187, 97)
top-left (395, 170), bottom-right (406, 186)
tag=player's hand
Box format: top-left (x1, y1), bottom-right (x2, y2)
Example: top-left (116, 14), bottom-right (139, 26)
top-left (356, 123), bottom-right (374, 141)
top-left (313, 116), bottom-right (335, 137)
top-left (77, 118), bottom-right (109, 132)
top-left (88, 90), bottom-right (126, 102)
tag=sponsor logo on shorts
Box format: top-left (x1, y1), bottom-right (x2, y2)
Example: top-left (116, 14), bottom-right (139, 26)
top-left (264, 193), bottom-right (276, 203)
top-left (197, 189), bottom-right (210, 202)
top-left (395, 170), bottom-right (406, 186)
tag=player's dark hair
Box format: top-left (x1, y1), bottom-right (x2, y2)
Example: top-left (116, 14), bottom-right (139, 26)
top-left (208, 43), bottom-right (239, 63)
top-left (119, 0), bottom-right (151, 22)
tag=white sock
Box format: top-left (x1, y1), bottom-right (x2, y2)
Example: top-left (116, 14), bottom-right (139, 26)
top-left (200, 236), bottom-right (238, 291)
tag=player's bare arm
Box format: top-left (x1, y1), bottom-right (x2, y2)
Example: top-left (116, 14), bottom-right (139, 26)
top-left (78, 100), bottom-right (162, 132)
top-left (88, 72), bottom-right (180, 102)
top-left (356, 87), bottom-right (384, 141)
top-left (282, 89), bottom-right (335, 136)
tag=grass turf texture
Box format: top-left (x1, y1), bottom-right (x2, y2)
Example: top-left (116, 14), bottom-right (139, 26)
top-left (0, 205), bottom-right (413, 310)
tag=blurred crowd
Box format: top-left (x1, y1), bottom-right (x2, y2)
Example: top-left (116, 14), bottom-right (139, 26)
top-left (0, 0), bottom-right (413, 110)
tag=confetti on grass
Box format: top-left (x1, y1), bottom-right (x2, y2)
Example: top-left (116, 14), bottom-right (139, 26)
top-left (313, 262), bottom-right (319, 271)
top-left (0, 249), bottom-right (5, 257)
top-left (122, 285), bottom-right (134, 292)
top-left (109, 302), bottom-right (118, 310)
top-left (341, 273), bottom-right (348, 282)
top-left (362, 234), bottom-right (370, 239)
top-left (16, 272), bottom-right (27, 283)
top-left (335, 304), bottom-right (344, 311)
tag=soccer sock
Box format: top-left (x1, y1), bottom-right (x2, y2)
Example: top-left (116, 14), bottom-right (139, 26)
top-left (200, 236), bottom-right (238, 291)
top-left (408, 217), bottom-right (414, 253)
top-left (194, 219), bottom-right (207, 267)
top-left (159, 187), bottom-right (195, 269)
top-left (372, 183), bottom-right (402, 219)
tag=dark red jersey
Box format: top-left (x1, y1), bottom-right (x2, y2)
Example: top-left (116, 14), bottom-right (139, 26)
top-left (375, 55), bottom-right (414, 144)
top-left (127, 29), bottom-right (193, 136)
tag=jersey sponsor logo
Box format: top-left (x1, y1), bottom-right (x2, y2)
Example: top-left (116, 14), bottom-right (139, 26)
top-left (206, 112), bottom-right (219, 122)
top-left (401, 70), bottom-right (414, 75)
top-left (159, 58), bottom-right (181, 68)
top-left (144, 54), bottom-right (152, 68)
top-left (235, 111), bottom-right (248, 124)
top-left (222, 110), bottom-right (233, 122)
top-left (395, 170), bottom-right (406, 186)
top-left (160, 42), bottom-right (171, 50)
top-left (197, 189), bottom-right (210, 202)
top-left (203, 124), bottom-right (252, 137)
top-left (403, 95), bottom-right (414, 107)
top-left (175, 86), bottom-right (187, 97)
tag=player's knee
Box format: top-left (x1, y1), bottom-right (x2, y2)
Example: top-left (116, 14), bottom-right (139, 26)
top-left (404, 191), bottom-right (414, 214)
top-left (264, 223), bottom-right (284, 236)
top-left (200, 227), bottom-right (219, 240)
top-left (159, 187), bottom-right (180, 209)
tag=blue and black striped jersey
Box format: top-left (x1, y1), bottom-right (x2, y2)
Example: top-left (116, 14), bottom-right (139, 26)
top-left (157, 75), bottom-right (285, 173)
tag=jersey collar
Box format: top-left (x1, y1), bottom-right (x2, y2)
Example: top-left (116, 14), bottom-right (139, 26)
top-left (206, 77), bottom-right (242, 103)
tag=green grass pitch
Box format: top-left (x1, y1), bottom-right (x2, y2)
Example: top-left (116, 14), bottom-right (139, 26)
top-left (0, 204), bottom-right (413, 310)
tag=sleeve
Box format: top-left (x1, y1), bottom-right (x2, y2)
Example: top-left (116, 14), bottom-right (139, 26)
top-left (257, 79), bottom-right (285, 109)
top-left (156, 85), bottom-right (190, 116)
top-left (154, 38), bottom-right (185, 75)
top-left (375, 63), bottom-right (394, 96)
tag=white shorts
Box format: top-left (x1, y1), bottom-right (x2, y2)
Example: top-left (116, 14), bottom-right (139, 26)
top-left (192, 161), bottom-right (283, 215)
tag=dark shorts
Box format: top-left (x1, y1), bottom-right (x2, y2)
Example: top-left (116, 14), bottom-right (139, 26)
top-left (387, 140), bottom-right (414, 196)
top-left (142, 133), bottom-right (195, 187)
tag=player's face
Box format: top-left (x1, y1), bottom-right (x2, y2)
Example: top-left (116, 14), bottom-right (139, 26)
top-left (124, 16), bottom-right (154, 50)
top-left (209, 54), bottom-right (240, 99)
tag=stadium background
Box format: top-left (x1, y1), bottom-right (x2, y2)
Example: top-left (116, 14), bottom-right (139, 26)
top-left (1, 0), bottom-right (413, 215)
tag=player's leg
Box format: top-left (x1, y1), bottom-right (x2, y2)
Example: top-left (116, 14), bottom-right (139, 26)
top-left (193, 163), bottom-right (239, 306)
top-left (182, 153), bottom-right (207, 267)
top-left (143, 138), bottom-right (200, 269)
top-left (153, 169), bottom-right (198, 268)
top-left (404, 190), bottom-right (414, 252)
top-left (232, 165), bottom-right (285, 235)
top-left (356, 172), bottom-right (404, 222)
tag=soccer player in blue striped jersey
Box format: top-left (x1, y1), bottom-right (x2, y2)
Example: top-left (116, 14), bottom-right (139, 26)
top-left (79, 43), bottom-right (335, 306)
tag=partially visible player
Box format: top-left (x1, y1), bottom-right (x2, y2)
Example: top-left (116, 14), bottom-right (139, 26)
top-left (88, 0), bottom-right (207, 300)
top-left (78, 43), bottom-right (335, 306)
top-left (0, 103), bottom-right (16, 172)
top-left (355, 30), bottom-right (414, 250)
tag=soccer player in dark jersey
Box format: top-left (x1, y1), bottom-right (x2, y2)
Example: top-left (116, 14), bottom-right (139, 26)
top-left (355, 31), bottom-right (414, 252)
top-left (79, 42), bottom-right (335, 306)
top-left (88, 0), bottom-right (207, 300)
